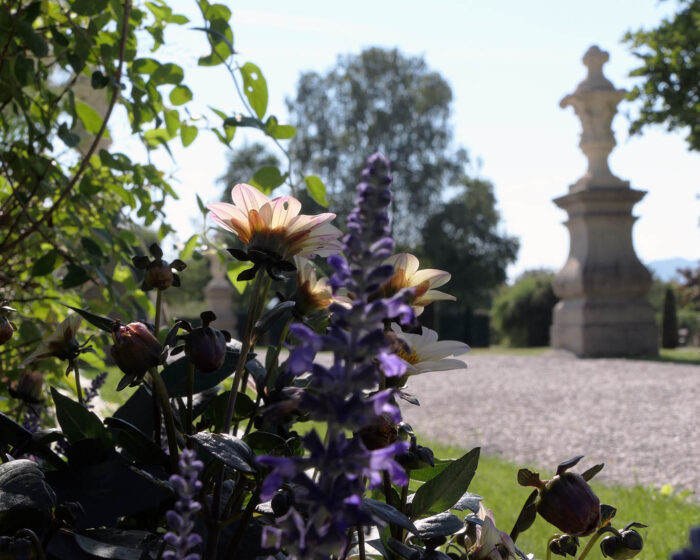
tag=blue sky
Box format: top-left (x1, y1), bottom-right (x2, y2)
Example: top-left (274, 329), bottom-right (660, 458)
top-left (113, 0), bottom-right (699, 279)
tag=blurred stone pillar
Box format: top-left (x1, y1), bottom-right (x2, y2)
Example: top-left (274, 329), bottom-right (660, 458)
top-left (550, 45), bottom-right (658, 357)
top-left (204, 251), bottom-right (238, 337)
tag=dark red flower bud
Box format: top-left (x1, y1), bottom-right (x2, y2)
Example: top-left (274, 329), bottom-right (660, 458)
top-left (9, 370), bottom-right (44, 404)
top-left (0, 316), bottom-right (13, 345)
top-left (111, 322), bottom-right (162, 387)
top-left (601, 529), bottom-right (644, 559)
top-left (145, 259), bottom-right (174, 290)
top-left (184, 311), bottom-right (230, 373)
top-left (536, 472), bottom-right (600, 536)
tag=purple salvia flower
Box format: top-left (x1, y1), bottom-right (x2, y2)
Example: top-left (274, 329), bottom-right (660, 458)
top-left (672, 526), bottom-right (700, 560)
top-left (163, 449), bottom-right (203, 560)
top-left (83, 371), bottom-right (108, 409)
top-left (259, 154), bottom-right (414, 558)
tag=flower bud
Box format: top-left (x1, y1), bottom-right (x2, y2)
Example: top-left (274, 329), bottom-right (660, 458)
top-left (0, 316), bottom-right (13, 345)
top-left (111, 321), bottom-right (162, 387)
top-left (601, 529), bottom-right (644, 559)
top-left (356, 414), bottom-right (398, 450)
top-left (536, 472), bottom-right (600, 536)
top-left (9, 370), bottom-right (44, 404)
top-left (145, 259), bottom-right (174, 290)
top-left (549, 535), bottom-right (579, 557)
top-left (183, 311), bottom-right (230, 373)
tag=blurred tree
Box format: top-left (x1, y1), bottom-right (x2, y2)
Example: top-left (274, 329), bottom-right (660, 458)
top-left (421, 177), bottom-right (519, 309)
top-left (491, 270), bottom-right (559, 347)
top-left (286, 47), bottom-right (467, 247)
top-left (662, 286), bottom-right (680, 348)
top-left (623, 0), bottom-right (700, 150)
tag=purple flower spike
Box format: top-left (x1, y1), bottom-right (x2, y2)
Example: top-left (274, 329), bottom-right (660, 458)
top-left (163, 449), bottom-right (203, 560)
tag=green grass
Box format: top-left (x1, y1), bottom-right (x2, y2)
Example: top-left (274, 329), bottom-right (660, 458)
top-left (657, 346), bottom-right (700, 365)
top-left (427, 442), bottom-right (698, 560)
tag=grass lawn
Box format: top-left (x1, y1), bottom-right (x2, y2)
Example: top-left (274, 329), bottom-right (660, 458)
top-left (429, 442), bottom-right (698, 559)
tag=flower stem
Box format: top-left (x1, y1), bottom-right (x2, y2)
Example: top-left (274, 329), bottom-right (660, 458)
top-left (186, 360), bottom-right (195, 435)
top-left (72, 359), bottom-right (84, 405)
top-left (154, 290), bottom-right (163, 338)
top-left (221, 269), bottom-right (265, 434)
top-left (357, 526), bottom-right (366, 560)
top-left (546, 535), bottom-right (557, 560)
top-left (577, 531), bottom-right (603, 560)
top-left (149, 367), bottom-right (179, 472)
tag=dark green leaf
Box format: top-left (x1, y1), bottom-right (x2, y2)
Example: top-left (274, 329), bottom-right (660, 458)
top-left (386, 537), bottom-right (421, 560)
top-left (66, 305), bottom-right (115, 333)
top-left (451, 491), bottom-right (483, 513)
top-left (509, 489), bottom-right (538, 543)
top-left (242, 431), bottom-right (293, 455)
top-left (70, 0), bottom-right (109, 15)
top-left (15, 19), bottom-right (48, 57)
top-left (58, 123), bottom-right (81, 147)
top-left (581, 463), bottom-right (604, 481)
top-left (362, 498), bottom-right (418, 535)
top-left (62, 265), bottom-right (90, 289)
top-left (0, 460), bottom-right (56, 535)
top-left (304, 175), bottom-right (329, 207)
top-left (91, 70), bottom-right (110, 89)
top-left (104, 417), bottom-right (169, 467)
top-left (414, 512), bottom-right (463, 539)
top-left (14, 54), bottom-right (35, 85)
top-left (556, 455), bottom-right (584, 475)
top-left (240, 62), bottom-right (268, 119)
top-left (410, 459), bottom-right (451, 482)
top-left (517, 468), bottom-right (542, 488)
top-left (32, 250), bottom-right (59, 276)
top-left (410, 447), bottom-right (479, 518)
top-left (223, 115), bottom-right (265, 131)
top-left (151, 63), bottom-right (184, 86)
top-left (190, 431), bottom-right (256, 473)
top-left (51, 387), bottom-right (113, 449)
top-left (253, 301), bottom-right (295, 337)
top-left (81, 237), bottom-right (103, 257)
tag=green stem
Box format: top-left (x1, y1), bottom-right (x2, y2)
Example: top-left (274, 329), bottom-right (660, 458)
top-left (72, 359), bottom-right (84, 405)
top-left (186, 361), bottom-right (195, 435)
top-left (149, 367), bottom-right (179, 473)
top-left (577, 531), bottom-right (603, 560)
top-left (221, 270), bottom-right (266, 434)
top-left (154, 290), bottom-right (163, 338)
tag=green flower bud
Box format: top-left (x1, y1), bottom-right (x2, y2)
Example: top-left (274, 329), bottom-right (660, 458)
top-left (111, 321), bottom-right (162, 388)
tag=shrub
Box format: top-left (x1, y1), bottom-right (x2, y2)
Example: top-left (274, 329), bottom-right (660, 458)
top-left (662, 286), bottom-right (679, 348)
top-left (492, 270), bottom-right (558, 347)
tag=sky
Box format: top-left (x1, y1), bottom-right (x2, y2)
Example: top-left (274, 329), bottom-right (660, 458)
top-left (113, 0), bottom-right (699, 280)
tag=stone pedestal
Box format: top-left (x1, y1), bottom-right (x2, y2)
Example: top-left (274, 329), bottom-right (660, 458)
top-left (551, 46), bottom-right (658, 357)
top-left (204, 251), bottom-right (238, 337)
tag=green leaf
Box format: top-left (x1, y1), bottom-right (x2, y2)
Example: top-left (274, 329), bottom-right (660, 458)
top-left (150, 63), bottom-right (184, 86)
top-left (304, 175), bottom-right (329, 207)
top-left (14, 55), bottom-right (35, 86)
top-left (50, 388), bottom-right (112, 448)
top-left (132, 58), bottom-right (160, 75)
top-left (169, 85), bottom-right (192, 105)
top-left (410, 447), bottom-right (479, 518)
top-left (75, 101), bottom-right (103, 135)
top-left (180, 234), bottom-right (199, 260)
top-left (81, 237), bottom-right (103, 257)
top-left (181, 124), bottom-right (198, 147)
top-left (70, 0), bottom-right (109, 15)
top-left (223, 115), bottom-right (265, 131)
top-left (58, 123), bottom-right (80, 148)
top-left (363, 498), bottom-right (418, 535)
top-left (196, 194), bottom-right (207, 215)
top-left (15, 19), bottom-right (48, 57)
top-left (250, 166), bottom-right (285, 194)
top-left (65, 305), bottom-right (115, 333)
top-left (240, 62), bottom-right (268, 119)
top-left (62, 265), bottom-right (90, 289)
top-left (190, 432), bottom-right (256, 474)
top-left (226, 261), bottom-right (253, 294)
top-left (270, 124), bottom-right (296, 140)
top-left (164, 109), bottom-right (180, 136)
top-left (91, 70), bottom-right (109, 89)
top-left (32, 250), bottom-right (58, 277)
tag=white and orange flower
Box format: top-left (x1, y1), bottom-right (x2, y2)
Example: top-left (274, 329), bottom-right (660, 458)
top-left (469, 503), bottom-right (518, 560)
top-left (21, 314), bottom-right (82, 365)
top-left (381, 253), bottom-right (455, 314)
top-left (208, 184), bottom-right (342, 260)
top-left (293, 256), bottom-right (351, 315)
top-left (391, 323), bottom-right (469, 375)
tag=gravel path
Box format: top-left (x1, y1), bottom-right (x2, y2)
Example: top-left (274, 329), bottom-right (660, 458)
top-left (400, 351), bottom-right (700, 496)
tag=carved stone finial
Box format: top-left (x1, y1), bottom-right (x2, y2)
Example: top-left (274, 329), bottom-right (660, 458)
top-left (560, 45), bottom-right (628, 191)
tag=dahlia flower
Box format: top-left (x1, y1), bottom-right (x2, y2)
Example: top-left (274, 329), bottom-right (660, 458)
top-left (381, 253), bottom-right (455, 313)
top-left (391, 323), bottom-right (469, 375)
top-left (21, 315), bottom-right (82, 365)
top-left (208, 184), bottom-right (342, 261)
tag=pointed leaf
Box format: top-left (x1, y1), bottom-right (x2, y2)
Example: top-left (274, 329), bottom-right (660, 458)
top-left (510, 489), bottom-right (538, 542)
top-left (410, 447), bottom-right (479, 518)
top-left (581, 463), bottom-right (604, 481)
top-left (451, 491), bottom-right (483, 513)
top-left (190, 432), bottom-right (256, 473)
top-left (240, 62), bottom-right (268, 119)
top-left (253, 301), bottom-right (295, 337)
top-left (66, 306), bottom-right (115, 333)
top-left (51, 388), bottom-right (112, 449)
top-left (414, 512), bottom-right (463, 539)
top-left (556, 455), bottom-right (584, 475)
top-left (362, 498), bottom-right (418, 535)
top-left (517, 468), bottom-right (542, 488)
top-left (304, 175), bottom-right (328, 207)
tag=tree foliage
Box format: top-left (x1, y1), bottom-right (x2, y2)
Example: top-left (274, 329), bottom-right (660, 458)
top-left (217, 141), bottom-right (282, 201)
top-left (623, 0), bottom-right (700, 150)
top-left (661, 286), bottom-right (680, 348)
top-left (491, 270), bottom-right (559, 347)
top-left (286, 47), bottom-right (467, 247)
top-left (421, 177), bottom-right (519, 309)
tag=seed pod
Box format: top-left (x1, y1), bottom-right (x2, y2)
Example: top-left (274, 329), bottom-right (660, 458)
top-left (145, 259), bottom-right (174, 290)
top-left (111, 321), bottom-right (162, 388)
top-left (536, 471), bottom-right (600, 536)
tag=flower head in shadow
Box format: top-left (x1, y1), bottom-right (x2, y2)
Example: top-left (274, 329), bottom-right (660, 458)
top-left (132, 243), bottom-right (186, 291)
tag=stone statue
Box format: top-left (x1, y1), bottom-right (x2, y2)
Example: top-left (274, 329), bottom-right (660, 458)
top-left (550, 46), bottom-right (658, 357)
top-left (204, 250), bottom-right (238, 337)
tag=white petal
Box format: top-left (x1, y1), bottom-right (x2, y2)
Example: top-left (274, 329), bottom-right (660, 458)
top-left (231, 183), bottom-right (270, 212)
top-left (412, 269), bottom-right (451, 288)
top-left (410, 358), bottom-right (466, 373)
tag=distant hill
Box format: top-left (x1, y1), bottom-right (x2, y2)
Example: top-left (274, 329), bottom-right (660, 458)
top-left (646, 257), bottom-right (697, 282)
